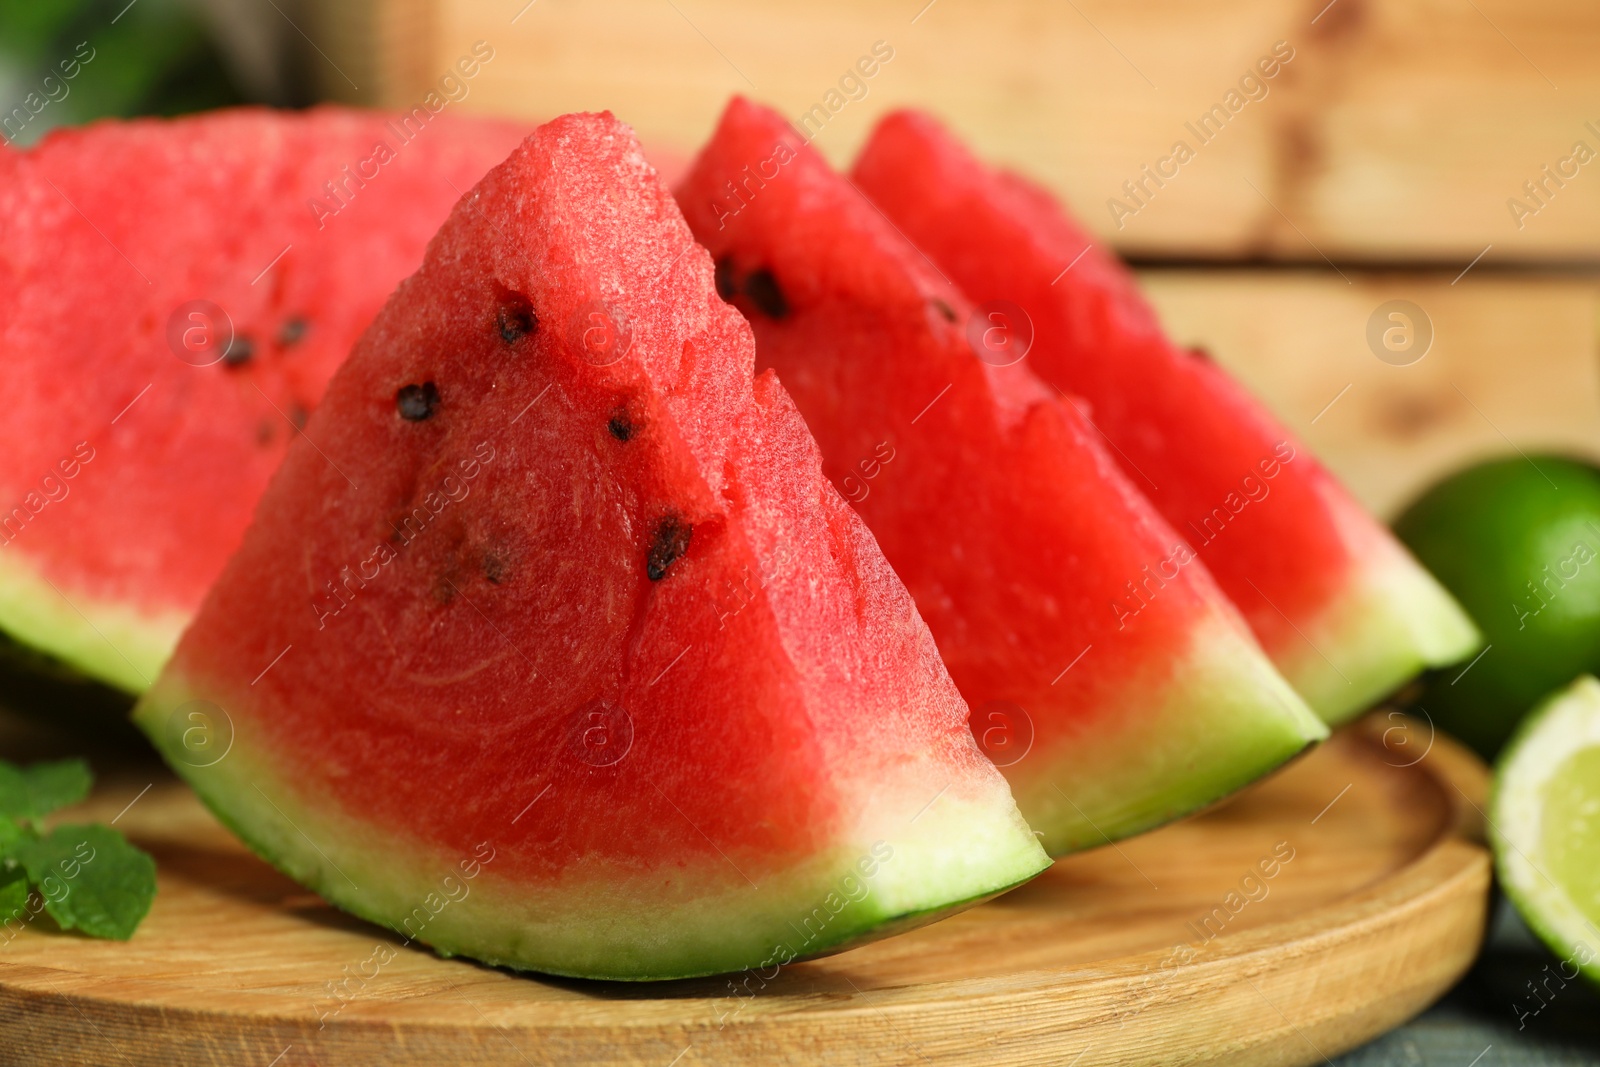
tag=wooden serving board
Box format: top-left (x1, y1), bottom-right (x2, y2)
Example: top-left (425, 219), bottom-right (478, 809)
top-left (1, 715), bottom-right (1489, 1067)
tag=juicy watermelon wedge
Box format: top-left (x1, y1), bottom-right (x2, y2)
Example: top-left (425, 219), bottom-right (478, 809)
top-left (132, 113), bottom-right (1048, 980)
top-left (0, 107), bottom-right (529, 693)
top-left (675, 99), bottom-right (1326, 856)
top-left (851, 111), bottom-right (1481, 725)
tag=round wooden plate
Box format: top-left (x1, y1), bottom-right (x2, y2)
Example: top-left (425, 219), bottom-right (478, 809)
top-left (1, 713), bottom-right (1489, 1067)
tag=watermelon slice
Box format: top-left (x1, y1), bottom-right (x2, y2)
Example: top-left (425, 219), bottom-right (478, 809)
top-left (850, 111), bottom-right (1480, 724)
top-left (674, 99), bottom-right (1326, 856)
top-left (131, 112), bottom-right (1049, 979)
top-left (0, 107), bottom-right (528, 693)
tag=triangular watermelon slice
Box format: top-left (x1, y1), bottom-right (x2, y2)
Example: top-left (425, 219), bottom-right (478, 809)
top-left (851, 111), bottom-right (1481, 725)
top-left (0, 107), bottom-right (528, 693)
top-left (131, 113), bottom-right (1049, 979)
top-left (674, 99), bottom-right (1326, 856)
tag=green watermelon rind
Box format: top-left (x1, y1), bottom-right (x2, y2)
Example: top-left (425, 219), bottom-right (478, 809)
top-left (132, 674), bottom-right (1051, 982)
top-left (0, 550), bottom-right (179, 694)
top-left (1276, 490), bottom-right (1482, 726)
top-left (1016, 609), bottom-right (1327, 857)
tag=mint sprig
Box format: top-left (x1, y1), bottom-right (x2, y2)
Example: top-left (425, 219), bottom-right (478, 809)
top-left (0, 758), bottom-right (156, 941)
top-left (0, 759), bottom-right (91, 820)
top-left (0, 868), bottom-right (26, 921)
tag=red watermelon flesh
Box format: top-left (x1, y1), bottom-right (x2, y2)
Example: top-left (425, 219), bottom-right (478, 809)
top-left (674, 98), bottom-right (1325, 856)
top-left (0, 106), bottom-right (529, 693)
top-left (131, 112), bottom-right (1049, 979)
top-left (850, 111), bottom-right (1480, 724)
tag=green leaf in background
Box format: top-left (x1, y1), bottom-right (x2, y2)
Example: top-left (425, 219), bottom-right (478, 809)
top-left (0, 3), bottom-right (86, 60)
top-left (0, 758), bottom-right (91, 820)
top-left (0, 815), bottom-right (30, 854)
top-left (0, 866), bottom-right (28, 924)
top-left (13, 824), bottom-right (155, 940)
top-left (0, 0), bottom-right (247, 147)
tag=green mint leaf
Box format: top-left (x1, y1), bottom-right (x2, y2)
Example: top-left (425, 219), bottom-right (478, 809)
top-left (0, 867), bottom-right (27, 925)
top-left (13, 824), bottom-right (155, 940)
top-left (0, 816), bottom-right (33, 859)
top-left (0, 758), bottom-right (93, 820)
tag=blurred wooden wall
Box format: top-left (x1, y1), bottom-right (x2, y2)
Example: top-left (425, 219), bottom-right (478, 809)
top-left (313, 0), bottom-right (1600, 512)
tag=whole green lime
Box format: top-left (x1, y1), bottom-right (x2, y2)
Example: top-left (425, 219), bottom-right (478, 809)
top-left (1394, 455), bottom-right (1600, 759)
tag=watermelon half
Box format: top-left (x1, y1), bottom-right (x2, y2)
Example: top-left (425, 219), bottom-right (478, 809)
top-left (850, 111), bottom-right (1481, 724)
top-left (675, 99), bottom-right (1326, 856)
top-left (0, 107), bottom-right (528, 693)
top-left (131, 112), bottom-right (1049, 979)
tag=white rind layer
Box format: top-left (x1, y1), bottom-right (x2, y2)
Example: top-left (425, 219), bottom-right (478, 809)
top-left (132, 672), bottom-right (1049, 981)
top-left (1009, 610), bottom-right (1326, 857)
top-left (0, 548), bottom-right (182, 693)
top-left (1277, 485), bottom-right (1481, 726)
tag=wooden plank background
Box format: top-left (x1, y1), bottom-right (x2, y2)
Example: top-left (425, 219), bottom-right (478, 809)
top-left (313, 0), bottom-right (1600, 263)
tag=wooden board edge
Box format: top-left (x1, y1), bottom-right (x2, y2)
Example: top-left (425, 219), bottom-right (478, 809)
top-left (0, 721), bottom-right (1494, 1066)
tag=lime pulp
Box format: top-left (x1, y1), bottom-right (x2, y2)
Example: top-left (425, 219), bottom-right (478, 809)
top-left (1491, 675), bottom-right (1600, 984)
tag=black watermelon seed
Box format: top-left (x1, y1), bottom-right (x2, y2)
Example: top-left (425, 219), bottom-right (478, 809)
top-left (713, 257), bottom-right (737, 301)
top-left (396, 382), bottom-right (440, 421)
top-left (289, 404), bottom-right (310, 431)
top-left (498, 295), bottom-right (538, 343)
top-left (483, 550), bottom-right (508, 585)
top-left (932, 298), bottom-right (958, 323)
top-left (608, 407), bottom-right (635, 442)
top-left (277, 317), bottom-right (309, 347)
top-left (742, 269), bottom-right (789, 319)
top-left (647, 517), bottom-right (693, 581)
top-left (221, 335), bottom-right (255, 367)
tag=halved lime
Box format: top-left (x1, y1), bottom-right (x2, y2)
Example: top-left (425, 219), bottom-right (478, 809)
top-left (1491, 674), bottom-right (1600, 984)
